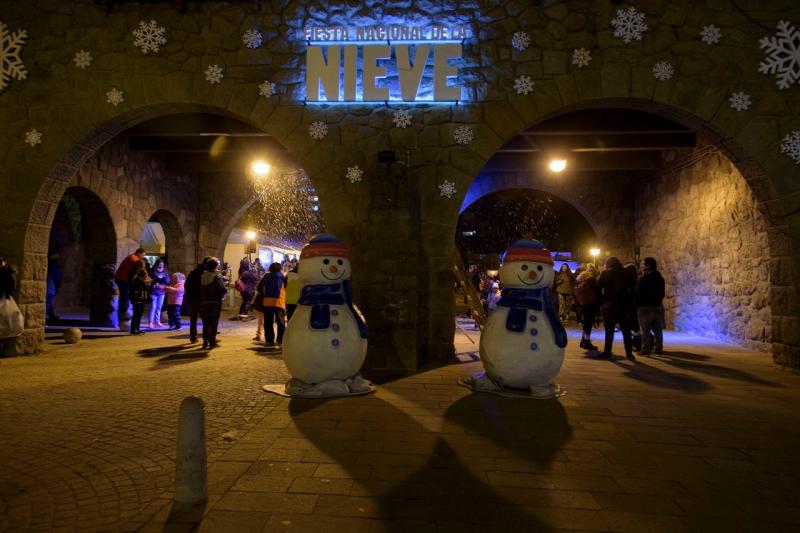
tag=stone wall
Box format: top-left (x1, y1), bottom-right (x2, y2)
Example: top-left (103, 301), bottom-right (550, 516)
top-left (635, 148), bottom-right (772, 352)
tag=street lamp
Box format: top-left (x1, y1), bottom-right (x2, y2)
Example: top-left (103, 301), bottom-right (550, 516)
top-left (245, 230), bottom-right (257, 261)
top-left (590, 247), bottom-right (600, 268)
top-left (549, 158), bottom-right (567, 172)
top-left (250, 160), bottom-right (271, 177)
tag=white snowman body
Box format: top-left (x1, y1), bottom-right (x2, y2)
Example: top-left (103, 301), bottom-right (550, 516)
top-left (283, 254), bottom-right (367, 384)
top-left (479, 258), bottom-right (565, 391)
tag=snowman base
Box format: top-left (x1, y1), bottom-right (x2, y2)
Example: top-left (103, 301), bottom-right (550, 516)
top-left (459, 373), bottom-right (565, 399)
top-left (262, 373), bottom-right (375, 398)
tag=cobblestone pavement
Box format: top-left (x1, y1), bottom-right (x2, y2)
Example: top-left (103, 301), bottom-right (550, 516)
top-left (2, 321), bottom-right (800, 532)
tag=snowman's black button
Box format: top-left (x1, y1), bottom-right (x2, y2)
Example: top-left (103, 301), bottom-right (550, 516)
top-left (332, 324), bottom-right (340, 332)
top-left (331, 339), bottom-right (340, 347)
top-left (530, 328), bottom-right (538, 336)
top-left (529, 315), bottom-right (537, 322)
top-left (331, 309), bottom-right (339, 316)
top-left (530, 342), bottom-right (538, 351)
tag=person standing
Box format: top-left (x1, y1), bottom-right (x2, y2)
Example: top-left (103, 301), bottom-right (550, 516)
top-left (625, 263), bottom-right (642, 352)
top-left (128, 259), bottom-right (151, 335)
top-left (115, 247), bottom-right (145, 322)
top-left (46, 252), bottom-right (63, 323)
top-left (285, 262), bottom-right (301, 321)
top-left (555, 264), bottom-right (574, 322)
top-left (184, 258), bottom-right (208, 343)
top-left (637, 257), bottom-right (666, 355)
top-left (238, 266), bottom-right (258, 318)
top-left (597, 257), bottom-right (636, 361)
top-left (258, 262), bottom-right (286, 347)
top-left (200, 257), bottom-right (227, 349)
top-left (574, 264), bottom-right (600, 350)
top-left (148, 258), bottom-right (170, 329)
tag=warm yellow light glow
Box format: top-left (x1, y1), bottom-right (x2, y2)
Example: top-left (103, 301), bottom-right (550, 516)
top-left (245, 230), bottom-right (257, 240)
top-left (549, 159), bottom-right (567, 172)
top-left (590, 248), bottom-right (600, 257)
top-left (251, 160), bottom-right (271, 176)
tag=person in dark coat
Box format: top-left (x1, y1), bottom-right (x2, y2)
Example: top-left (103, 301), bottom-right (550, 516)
top-left (184, 257), bottom-right (209, 343)
top-left (90, 264), bottom-right (119, 328)
top-left (257, 262), bottom-right (286, 346)
top-left (637, 257), bottom-right (666, 355)
top-left (624, 262), bottom-right (642, 352)
top-left (128, 259), bottom-right (151, 335)
top-left (238, 267), bottom-right (258, 317)
top-left (574, 263), bottom-right (600, 350)
top-left (200, 257), bottom-right (227, 349)
top-left (596, 257), bottom-right (636, 361)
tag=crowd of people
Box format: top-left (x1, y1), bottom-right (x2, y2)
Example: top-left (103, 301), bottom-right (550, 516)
top-left (471, 256), bottom-right (666, 362)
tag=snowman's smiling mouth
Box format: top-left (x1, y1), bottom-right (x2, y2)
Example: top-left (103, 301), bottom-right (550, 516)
top-left (321, 269), bottom-right (346, 281)
top-left (517, 273), bottom-right (539, 285)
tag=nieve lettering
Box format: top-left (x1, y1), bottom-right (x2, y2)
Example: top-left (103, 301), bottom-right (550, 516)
top-left (306, 44), bottom-right (462, 102)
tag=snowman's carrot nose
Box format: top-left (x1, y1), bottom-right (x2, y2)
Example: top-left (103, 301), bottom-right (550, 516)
top-left (528, 271), bottom-right (537, 279)
top-left (329, 265), bottom-right (338, 273)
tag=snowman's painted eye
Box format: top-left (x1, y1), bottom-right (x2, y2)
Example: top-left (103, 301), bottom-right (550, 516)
top-left (337, 259), bottom-right (343, 265)
top-left (537, 265), bottom-right (543, 271)
top-left (521, 264), bottom-right (528, 271)
top-left (323, 259), bottom-right (330, 265)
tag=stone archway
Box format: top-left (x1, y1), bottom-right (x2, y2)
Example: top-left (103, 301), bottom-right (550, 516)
top-left (146, 209), bottom-right (193, 277)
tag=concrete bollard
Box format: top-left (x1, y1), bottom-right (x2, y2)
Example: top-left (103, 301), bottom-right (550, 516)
top-left (173, 396), bottom-right (208, 507)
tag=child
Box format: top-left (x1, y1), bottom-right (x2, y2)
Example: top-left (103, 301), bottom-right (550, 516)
top-left (164, 272), bottom-right (186, 330)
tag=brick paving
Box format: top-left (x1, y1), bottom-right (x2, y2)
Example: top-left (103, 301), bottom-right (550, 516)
top-left (1, 320), bottom-right (800, 532)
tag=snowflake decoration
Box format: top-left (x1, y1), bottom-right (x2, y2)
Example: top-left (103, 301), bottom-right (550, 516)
top-left (24, 128), bottom-right (42, 147)
top-left (513, 75), bottom-right (534, 95)
top-left (205, 64), bottom-right (224, 84)
top-left (258, 80), bottom-right (275, 98)
top-left (73, 49), bottom-right (92, 69)
top-left (131, 19), bottom-right (167, 54)
top-left (438, 180), bottom-right (457, 199)
top-left (106, 87), bottom-right (124, 106)
top-left (700, 25), bottom-right (721, 45)
top-left (610, 7), bottom-right (648, 44)
top-left (759, 20), bottom-right (800, 90)
top-left (652, 61), bottom-right (674, 81)
top-left (0, 21), bottom-right (28, 92)
top-left (781, 131), bottom-right (800, 165)
top-left (345, 165), bottom-right (363, 183)
top-left (242, 28), bottom-right (263, 49)
top-left (728, 91), bottom-right (751, 112)
top-left (511, 31), bottom-right (530, 52)
top-left (572, 48), bottom-right (592, 68)
top-left (308, 121), bottom-right (328, 141)
top-left (453, 125), bottom-right (474, 145)
top-left (392, 109), bottom-right (412, 129)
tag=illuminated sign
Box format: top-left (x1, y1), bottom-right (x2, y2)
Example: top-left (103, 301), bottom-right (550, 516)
top-left (304, 24), bottom-right (470, 104)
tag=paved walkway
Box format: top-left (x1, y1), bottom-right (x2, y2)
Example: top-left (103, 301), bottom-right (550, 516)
top-left (1, 319), bottom-right (799, 532)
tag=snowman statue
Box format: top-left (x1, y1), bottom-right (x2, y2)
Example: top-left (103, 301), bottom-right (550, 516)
top-left (277, 234), bottom-right (372, 397)
top-left (464, 239), bottom-right (568, 398)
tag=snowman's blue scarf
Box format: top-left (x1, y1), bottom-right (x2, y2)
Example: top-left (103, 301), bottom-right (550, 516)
top-left (298, 280), bottom-right (368, 339)
top-left (497, 287), bottom-right (567, 348)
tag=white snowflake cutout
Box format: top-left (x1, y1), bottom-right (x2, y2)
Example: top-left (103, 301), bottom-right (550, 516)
top-left (131, 19), bottom-right (167, 54)
top-left (205, 64), bottom-right (224, 84)
top-left (759, 20), bottom-right (800, 90)
top-left (392, 109), bottom-right (412, 129)
top-left (511, 31), bottom-right (530, 52)
top-left (24, 128), bottom-right (42, 147)
top-left (513, 75), bottom-right (534, 95)
top-left (345, 165), bottom-right (363, 183)
top-left (729, 91), bottom-right (751, 112)
top-left (106, 87), bottom-right (124, 106)
top-left (242, 28), bottom-right (263, 49)
top-left (258, 80), bottom-right (275, 98)
top-left (73, 49), bottom-right (92, 69)
top-left (453, 125), bottom-right (474, 145)
top-left (652, 61), bottom-right (674, 81)
top-left (610, 7), bottom-right (648, 44)
top-left (438, 180), bottom-right (457, 199)
top-left (0, 21), bottom-right (28, 92)
top-left (308, 121), bottom-right (328, 141)
top-left (700, 24), bottom-right (721, 45)
top-left (781, 131), bottom-right (800, 165)
top-left (572, 48), bottom-right (591, 68)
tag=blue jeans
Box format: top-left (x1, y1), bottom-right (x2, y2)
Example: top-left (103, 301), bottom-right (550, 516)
top-left (148, 292), bottom-right (165, 325)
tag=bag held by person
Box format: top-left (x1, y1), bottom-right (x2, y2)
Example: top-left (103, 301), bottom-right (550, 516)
top-left (0, 296), bottom-right (24, 338)
top-left (234, 279), bottom-right (246, 293)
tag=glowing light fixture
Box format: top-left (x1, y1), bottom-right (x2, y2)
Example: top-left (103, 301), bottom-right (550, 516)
top-left (251, 160), bottom-right (271, 176)
top-left (590, 248), bottom-right (600, 257)
top-left (549, 158), bottom-right (567, 172)
top-left (245, 230), bottom-right (257, 240)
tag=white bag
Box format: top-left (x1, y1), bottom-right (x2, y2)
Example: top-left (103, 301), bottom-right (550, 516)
top-left (0, 296), bottom-right (24, 338)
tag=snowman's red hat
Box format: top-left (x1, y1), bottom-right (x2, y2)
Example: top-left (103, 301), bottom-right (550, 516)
top-left (502, 239), bottom-right (553, 265)
top-left (300, 233), bottom-right (349, 259)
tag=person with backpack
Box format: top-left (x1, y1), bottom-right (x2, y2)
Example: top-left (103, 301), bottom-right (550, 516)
top-left (200, 257), bottom-right (227, 349)
top-left (574, 263), bottom-right (599, 350)
top-left (637, 257), bottom-right (666, 355)
top-left (596, 257), bottom-right (636, 361)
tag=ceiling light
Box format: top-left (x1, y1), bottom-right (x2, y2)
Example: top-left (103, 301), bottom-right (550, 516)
top-left (549, 158), bottom-right (567, 172)
top-left (251, 160), bottom-right (271, 176)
